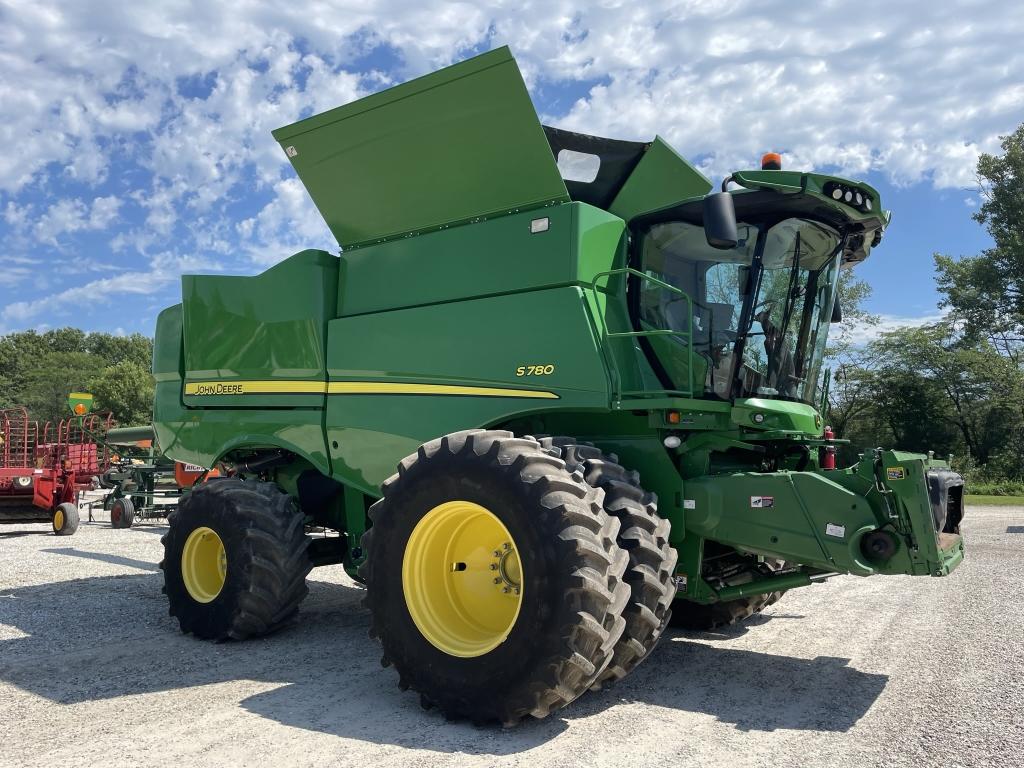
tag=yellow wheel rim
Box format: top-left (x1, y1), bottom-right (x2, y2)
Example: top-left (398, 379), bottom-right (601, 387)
top-left (181, 526), bottom-right (227, 603)
top-left (53, 509), bottom-right (64, 531)
top-left (402, 500), bottom-right (523, 658)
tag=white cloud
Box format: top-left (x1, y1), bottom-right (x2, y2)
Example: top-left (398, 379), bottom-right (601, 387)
top-left (839, 312), bottom-right (947, 346)
top-left (33, 196), bottom-right (122, 245)
top-left (236, 177), bottom-right (335, 265)
top-left (0, 1), bottom-right (1021, 333)
top-left (1, 268), bottom-right (171, 325)
top-left (0, 249), bottom-right (220, 331)
top-left (3, 0), bottom-right (1020, 198)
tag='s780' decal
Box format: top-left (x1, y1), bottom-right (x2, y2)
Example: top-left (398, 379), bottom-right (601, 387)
top-left (516, 364), bottom-right (555, 376)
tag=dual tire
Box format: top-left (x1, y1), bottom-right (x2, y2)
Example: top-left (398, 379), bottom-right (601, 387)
top-left (361, 430), bottom-right (678, 724)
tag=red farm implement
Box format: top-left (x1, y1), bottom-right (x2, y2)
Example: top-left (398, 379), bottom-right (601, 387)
top-left (0, 397), bottom-right (113, 535)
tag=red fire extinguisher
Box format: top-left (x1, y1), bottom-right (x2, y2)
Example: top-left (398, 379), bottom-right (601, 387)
top-left (821, 425), bottom-right (836, 470)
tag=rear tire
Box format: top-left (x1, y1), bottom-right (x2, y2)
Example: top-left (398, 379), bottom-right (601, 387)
top-left (539, 438), bottom-right (678, 688)
top-left (110, 497), bottom-right (135, 529)
top-left (160, 478), bottom-right (311, 640)
top-left (361, 430), bottom-right (630, 724)
top-left (53, 502), bottom-right (80, 536)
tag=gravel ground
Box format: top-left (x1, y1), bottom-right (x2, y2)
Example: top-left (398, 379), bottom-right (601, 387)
top-left (1, 505), bottom-right (1021, 768)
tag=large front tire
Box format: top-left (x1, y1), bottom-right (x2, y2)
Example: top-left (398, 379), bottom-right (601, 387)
top-left (361, 430), bottom-right (630, 724)
top-left (160, 479), bottom-right (311, 640)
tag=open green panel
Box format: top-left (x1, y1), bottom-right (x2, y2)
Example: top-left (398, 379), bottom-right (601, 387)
top-left (272, 46), bottom-right (569, 249)
top-left (609, 137), bottom-right (712, 222)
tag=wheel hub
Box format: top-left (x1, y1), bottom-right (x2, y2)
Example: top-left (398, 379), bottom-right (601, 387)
top-left (181, 526), bottom-right (228, 603)
top-left (402, 500), bottom-right (523, 658)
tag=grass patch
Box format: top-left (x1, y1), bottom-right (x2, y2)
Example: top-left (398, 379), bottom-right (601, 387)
top-left (965, 494), bottom-right (1024, 506)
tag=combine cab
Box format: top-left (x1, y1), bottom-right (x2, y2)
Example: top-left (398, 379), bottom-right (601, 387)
top-left (151, 47), bottom-right (965, 724)
top-left (0, 397), bottom-right (110, 535)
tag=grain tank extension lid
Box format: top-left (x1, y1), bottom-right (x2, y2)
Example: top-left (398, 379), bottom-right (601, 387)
top-left (272, 47), bottom-right (570, 249)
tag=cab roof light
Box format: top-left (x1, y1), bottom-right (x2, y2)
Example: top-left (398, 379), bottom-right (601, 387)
top-left (761, 152), bottom-right (782, 170)
top-left (824, 181), bottom-right (873, 213)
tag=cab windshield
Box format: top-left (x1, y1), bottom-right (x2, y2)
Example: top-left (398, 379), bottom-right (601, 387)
top-left (638, 217), bottom-right (843, 404)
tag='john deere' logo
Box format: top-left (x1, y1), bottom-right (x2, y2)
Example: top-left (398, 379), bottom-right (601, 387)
top-left (192, 383), bottom-right (243, 395)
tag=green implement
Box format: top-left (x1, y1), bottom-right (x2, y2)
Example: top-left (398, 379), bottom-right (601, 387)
top-left (152, 46), bottom-right (964, 725)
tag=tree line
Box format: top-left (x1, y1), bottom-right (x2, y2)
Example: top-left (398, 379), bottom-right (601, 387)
top-left (0, 328), bottom-right (154, 426)
top-left (829, 125), bottom-right (1024, 491)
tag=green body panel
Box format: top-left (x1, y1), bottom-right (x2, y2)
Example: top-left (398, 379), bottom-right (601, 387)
top-left (609, 137), bottom-right (712, 221)
top-left (153, 292), bottom-right (332, 475)
top-left (685, 470), bottom-right (881, 575)
top-left (325, 286), bottom-right (611, 492)
top-left (181, 249), bottom-right (338, 410)
top-left (272, 47), bottom-right (568, 249)
top-left (153, 404), bottom-right (331, 477)
top-left (337, 203), bottom-right (625, 317)
top-left (151, 46), bottom-right (963, 592)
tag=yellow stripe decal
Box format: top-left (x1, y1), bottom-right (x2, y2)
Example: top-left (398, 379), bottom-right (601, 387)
top-left (185, 381), bottom-right (327, 396)
top-left (184, 380), bottom-right (558, 399)
top-left (327, 382), bottom-right (559, 399)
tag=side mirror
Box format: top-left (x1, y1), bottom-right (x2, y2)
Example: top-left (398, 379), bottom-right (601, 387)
top-left (831, 297), bottom-right (843, 323)
top-left (703, 192), bottom-right (738, 250)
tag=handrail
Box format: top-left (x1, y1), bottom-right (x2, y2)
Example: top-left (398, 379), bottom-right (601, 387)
top-left (587, 267), bottom-right (696, 401)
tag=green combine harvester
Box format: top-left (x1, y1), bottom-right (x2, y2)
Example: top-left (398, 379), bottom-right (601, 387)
top-left (152, 47), bottom-right (965, 724)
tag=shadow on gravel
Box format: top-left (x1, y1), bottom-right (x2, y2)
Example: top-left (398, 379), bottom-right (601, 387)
top-left (0, 572), bottom-right (567, 754)
top-left (573, 631), bottom-right (889, 733)
top-left (0, 570), bottom-right (886, 753)
top-left (41, 547), bottom-right (160, 572)
top-left (684, 611), bottom-right (807, 640)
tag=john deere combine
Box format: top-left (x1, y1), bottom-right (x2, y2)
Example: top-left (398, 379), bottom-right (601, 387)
top-left (152, 47), bottom-right (965, 723)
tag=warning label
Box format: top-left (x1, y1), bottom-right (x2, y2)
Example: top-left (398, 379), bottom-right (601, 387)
top-left (750, 496), bottom-right (774, 508)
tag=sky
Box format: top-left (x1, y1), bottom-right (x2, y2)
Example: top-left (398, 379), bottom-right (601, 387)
top-left (0, 0), bottom-right (1021, 339)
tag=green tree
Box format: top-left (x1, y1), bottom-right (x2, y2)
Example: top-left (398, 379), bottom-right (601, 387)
top-left (868, 324), bottom-right (1022, 463)
top-left (936, 124), bottom-right (1024, 356)
top-left (20, 351), bottom-right (104, 425)
top-left (824, 271), bottom-right (880, 441)
top-left (86, 333), bottom-right (153, 368)
top-left (89, 361), bottom-right (155, 426)
top-left (0, 328), bottom-right (154, 423)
